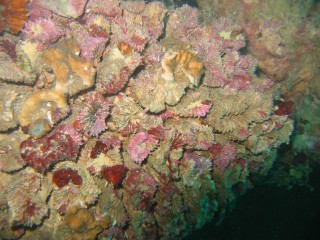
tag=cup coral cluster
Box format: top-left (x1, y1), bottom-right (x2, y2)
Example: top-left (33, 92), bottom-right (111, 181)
top-left (0, 1), bottom-right (294, 239)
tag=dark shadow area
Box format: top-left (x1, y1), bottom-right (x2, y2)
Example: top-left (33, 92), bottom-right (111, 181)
top-left (187, 166), bottom-right (320, 240)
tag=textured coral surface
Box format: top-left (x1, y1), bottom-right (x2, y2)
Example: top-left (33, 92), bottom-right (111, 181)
top-left (2, 0), bottom-right (314, 239)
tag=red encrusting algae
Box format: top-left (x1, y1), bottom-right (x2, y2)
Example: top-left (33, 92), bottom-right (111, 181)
top-left (52, 168), bottom-right (83, 188)
top-left (100, 165), bottom-right (128, 187)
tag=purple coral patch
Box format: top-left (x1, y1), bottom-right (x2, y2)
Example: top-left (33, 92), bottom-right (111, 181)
top-left (22, 18), bottom-right (65, 51)
top-left (123, 168), bottom-right (158, 210)
top-left (77, 92), bottom-right (111, 137)
top-left (214, 143), bottom-right (237, 171)
top-left (128, 132), bottom-right (158, 165)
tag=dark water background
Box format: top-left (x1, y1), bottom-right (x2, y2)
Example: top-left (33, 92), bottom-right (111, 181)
top-left (187, 166), bottom-right (320, 240)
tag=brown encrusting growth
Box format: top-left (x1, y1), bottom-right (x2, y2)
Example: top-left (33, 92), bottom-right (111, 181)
top-left (0, 0), bottom-right (29, 34)
top-left (64, 205), bottom-right (110, 238)
top-left (41, 39), bottom-right (96, 96)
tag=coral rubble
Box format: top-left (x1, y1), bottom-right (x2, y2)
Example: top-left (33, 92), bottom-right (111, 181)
top-left (2, 0), bottom-right (314, 239)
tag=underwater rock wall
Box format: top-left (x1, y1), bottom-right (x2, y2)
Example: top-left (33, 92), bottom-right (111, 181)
top-left (0, 0), bottom-right (301, 239)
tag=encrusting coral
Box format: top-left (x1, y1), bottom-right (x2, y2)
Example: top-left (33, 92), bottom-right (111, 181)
top-left (41, 39), bottom-right (96, 96)
top-left (0, 83), bottom-right (32, 131)
top-left (0, 1), bottom-right (301, 239)
top-left (134, 49), bottom-right (203, 113)
top-left (18, 89), bottom-right (69, 128)
top-left (0, 131), bottom-right (29, 172)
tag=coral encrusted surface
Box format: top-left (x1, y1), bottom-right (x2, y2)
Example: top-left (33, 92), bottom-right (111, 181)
top-left (0, 0), bottom-right (296, 239)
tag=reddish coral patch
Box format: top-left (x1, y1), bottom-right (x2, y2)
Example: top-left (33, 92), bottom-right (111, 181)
top-left (274, 101), bottom-right (293, 116)
top-left (24, 199), bottom-right (37, 218)
top-left (73, 120), bottom-right (85, 133)
top-left (104, 66), bottom-right (132, 95)
top-left (90, 141), bottom-right (111, 158)
top-left (20, 124), bottom-right (81, 173)
top-left (100, 165), bottom-right (128, 187)
top-left (147, 125), bottom-right (165, 140)
top-left (123, 168), bottom-right (158, 210)
top-left (0, 0), bottom-right (29, 34)
top-left (170, 133), bottom-right (185, 150)
top-left (0, 39), bottom-right (17, 60)
top-left (90, 136), bottom-right (121, 158)
top-left (209, 144), bottom-right (221, 159)
top-left (88, 24), bottom-right (109, 38)
top-left (130, 34), bottom-right (146, 51)
top-left (157, 173), bottom-right (181, 202)
top-left (120, 121), bottom-right (140, 137)
top-left (52, 168), bottom-right (83, 188)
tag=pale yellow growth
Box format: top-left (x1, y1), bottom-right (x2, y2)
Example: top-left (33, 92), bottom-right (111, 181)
top-left (31, 24), bottom-right (43, 35)
top-left (20, 41), bottom-right (40, 67)
top-left (92, 15), bottom-right (111, 33)
top-left (219, 31), bottom-right (232, 40)
top-left (18, 89), bottom-right (68, 127)
top-left (186, 100), bottom-right (204, 112)
top-left (161, 50), bottom-right (177, 81)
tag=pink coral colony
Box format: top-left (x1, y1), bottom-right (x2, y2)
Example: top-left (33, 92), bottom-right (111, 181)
top-left (0, 0), bottom-right (301, 239)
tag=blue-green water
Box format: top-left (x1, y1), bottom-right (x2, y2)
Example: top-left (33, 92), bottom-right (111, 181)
top-left (187, 166), bottom-right (320, 240)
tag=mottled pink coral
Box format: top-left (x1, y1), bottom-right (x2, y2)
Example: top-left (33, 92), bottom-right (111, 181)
top-left (72, 23), bottom-right (108, 61)
top-left (224, 52), bottom-right (250, 76)
top-left (166, 4), bottom-right (200, 40)
top-left (120, 121), bottom-right (140, 137)
top-left (86, 0), bottom-right (122, 18)
top-left (20, 124), bottom-right (82, 173)
top-left (143, 42), bottom-right (164, 68)
top-left (122, 1), bottom-right (145, 14)
top-left (122, 1), bottom-right (166, 43)
top-left (213, 17), bottom-right (246, 52)
top-left (104, 67), bottom-right (133, 95)
top-left (0, 39), bottom-right (17, 60)
top-left (254, 77), bottom-right (274, 92)
top-left (99, 226), bottom-right (127, 240)
top-left (77, 92), bottom-right (111, 137)
top-left (147, 125), bottom-right (166, 141)
top-left (214, 143), bottom-right (237, 171)
top-left (79, 32), bottom-right (107, 61)
top-left (184, 152), bottom-right (212, 174)
top-left (123, 168), bottom-right (158, 210)
top-left (166, 6), bottom-right (256, 91)
top-left (86, 13), bottom-right (110, 38)
top-left (238, 128), bottom-right (250, 139)
top-left (142, 3), bottom-right (166, 42)
top-left (27, 0), bottom-right (53, 20)
top-left (22, 18), bottom-right (65, 51)
top-left (128, 132), bottom-right (158, 165)
top-left (184, 100), bottom-right (212, 117)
